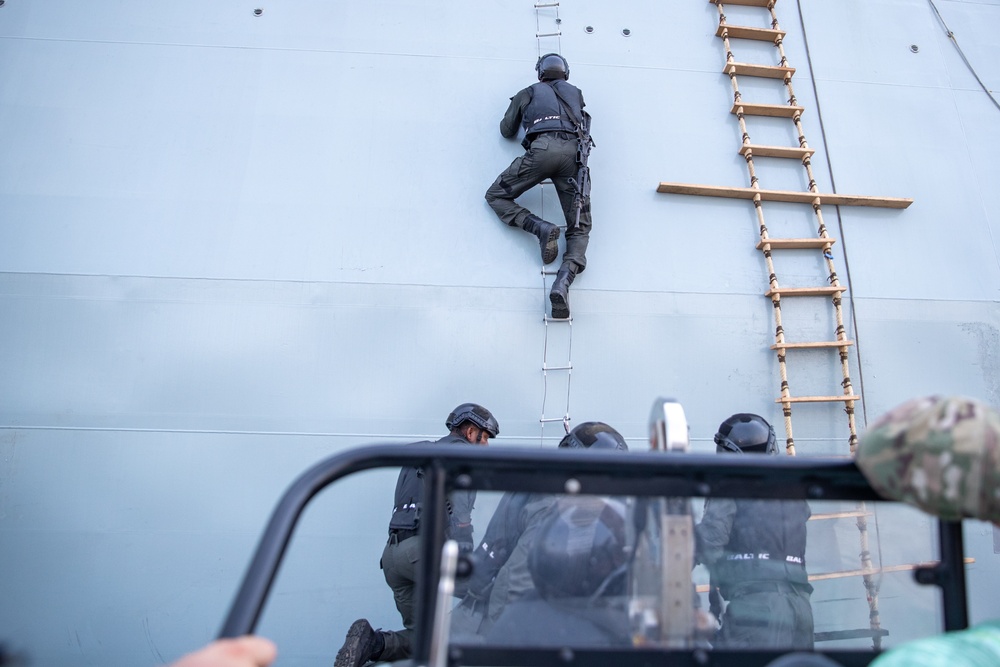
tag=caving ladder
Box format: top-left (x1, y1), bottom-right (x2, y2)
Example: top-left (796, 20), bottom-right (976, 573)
top-left (533, 1), bottom-right (574, 442)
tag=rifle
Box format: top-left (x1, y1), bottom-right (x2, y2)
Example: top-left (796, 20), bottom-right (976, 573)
top-left (568, 110), bottom-right (594, 229)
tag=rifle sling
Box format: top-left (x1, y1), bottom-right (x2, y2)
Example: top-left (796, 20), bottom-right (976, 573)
top-left (546, 81), bottom-right (594, 148)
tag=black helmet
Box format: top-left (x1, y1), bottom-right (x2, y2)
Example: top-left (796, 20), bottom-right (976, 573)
top-left (714, 413), bottom-right (777, 455)
top-left (528, 498), bottom-right (627, 599)
top-left (446, 403), bottom-right (500, 438)
top-left (535, 53), bottom-right (569, 81)
top-left (558, 421), bottom-right (628, 451)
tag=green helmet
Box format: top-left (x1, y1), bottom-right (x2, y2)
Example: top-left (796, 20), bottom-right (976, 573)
top-left (856, 396), bottom-right (1000, 523)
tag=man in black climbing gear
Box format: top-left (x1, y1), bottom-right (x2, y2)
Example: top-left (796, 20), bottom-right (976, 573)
top-left (485, 53), bottom-right (594, 320)
top-left (334, 403), bottom-right (499, 667)
top-left (694, 413), bottom-right (815, 650)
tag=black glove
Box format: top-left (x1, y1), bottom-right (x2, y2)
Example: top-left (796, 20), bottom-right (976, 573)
top-left (708, 586), bottom-right (723, 621)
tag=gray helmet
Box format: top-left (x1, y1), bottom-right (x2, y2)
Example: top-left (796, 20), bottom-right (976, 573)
top-left (445, 403), bottom-right (499, 438)
top-left (715, 413), bottom-right (777, 455)
top-left (558, 421), bottom-right (628, 451)
top-left (536, 53), bottom-right (569, 81)
top-left (528, 497), bottom-right (627, 599)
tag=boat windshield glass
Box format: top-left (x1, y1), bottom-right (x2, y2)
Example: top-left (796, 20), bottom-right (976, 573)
top-left (447, 491), bottom-right (941, 654)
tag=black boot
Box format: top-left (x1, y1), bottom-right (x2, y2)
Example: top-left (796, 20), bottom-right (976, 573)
top-left (521, 214), bottom-right (561, 265)
top-left (335, 619), bottom-right (384, 667)
top-left (549, 263), bottom-right (578, 319)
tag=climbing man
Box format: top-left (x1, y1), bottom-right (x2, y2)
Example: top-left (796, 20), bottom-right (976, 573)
top-left (485, 53), bottom-right (594, 319)
top-left (694, 413), bottom-right (815, 649)
top-left (334, 403), bottom-right (499, 667)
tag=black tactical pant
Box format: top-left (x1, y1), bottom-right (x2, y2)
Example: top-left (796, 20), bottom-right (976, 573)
top-left (485, 132), bottom-right (591, 272)
top-left (380, 533), bottom-right (421, 661)
top-left (717, 582), bottom-right (814, 650)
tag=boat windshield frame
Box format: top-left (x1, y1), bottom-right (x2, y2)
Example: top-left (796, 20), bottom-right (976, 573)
top-left (219, 443), bottom-right (970, 666)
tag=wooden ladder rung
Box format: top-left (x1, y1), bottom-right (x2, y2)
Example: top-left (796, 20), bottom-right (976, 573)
top-left (756, 238), bottom-right (835, 250)
top-left (732, 102), bottom-right (804, 118)
top-left (808, 558), bottom-right (975, 583)
top-left (776, 395), bottom-right (860, 404)
top-left (810, 510), bottom-right (872, 520)
top-left (698, 558), bottom-right (974, 591)
top-left (771, 340), bottom-right (854, 350)
top-left (716, 25), bottom-right (785, 42)
top-left (655, 183), bottom-right (914, 209)
top-left (725, 62), bottom-right (794, 80)
top-left (765, 286), bottom-right (845, 298)
top-left (740, 144), bottom-right (814, 159)
top-left (710, 0), bottom-right (776, 6)
top-left (816, 629), bottom-right (890, 642)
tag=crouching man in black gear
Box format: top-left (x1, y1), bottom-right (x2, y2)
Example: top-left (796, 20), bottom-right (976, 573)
top-left (452, 422), bottom-right (628, 638)
top-left (485, 496), bottom-right (631, 647)
top-left (694, 413), bottom-right (814, 650)
top-left (484, 53), bottom-right (593, 320)
top-left (334, 403), bottom-right (499, 667)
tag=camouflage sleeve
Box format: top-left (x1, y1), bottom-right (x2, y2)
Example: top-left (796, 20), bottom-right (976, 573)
top-left (694, 498), bottom-right (737, 567)
top-left (857, 395), bottom-right (1000, 523)
top-left (500, 87), bottom-right (531, 139)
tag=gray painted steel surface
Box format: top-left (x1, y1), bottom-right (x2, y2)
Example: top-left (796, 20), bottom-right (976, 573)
top-left (2, 0), bottom-right (999, 663)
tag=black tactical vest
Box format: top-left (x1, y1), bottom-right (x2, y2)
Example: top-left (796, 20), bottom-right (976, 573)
top-left (716, 499), bottom-right (810, 592)
top-left (388, 465), bottom-right (424, 532)
top-left (522, 81), bottom-right (582, 138)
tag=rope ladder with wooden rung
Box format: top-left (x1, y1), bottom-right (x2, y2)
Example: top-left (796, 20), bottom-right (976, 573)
top-left (534, 2), bottom-right (573, 442)
top-left (539, 265), bottom-right (573, 440)
top-left (534, 1), bottom-right (561, 58)
top-left (656, 0), bottom-right (914, 649)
